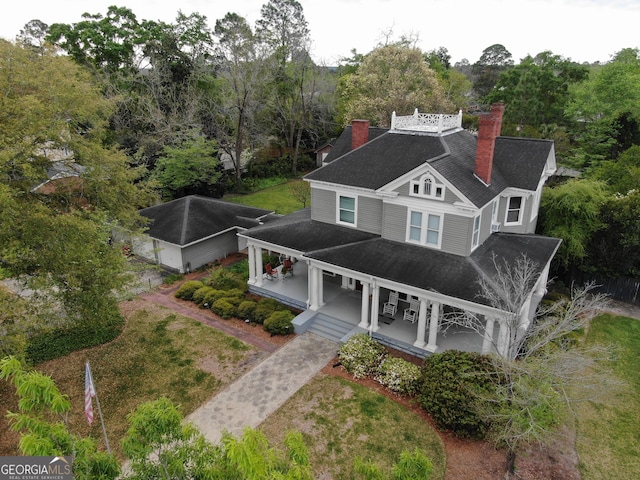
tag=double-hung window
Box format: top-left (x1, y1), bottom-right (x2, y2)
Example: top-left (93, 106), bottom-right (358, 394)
top-left (338, 195), bottom-right (356, 225)
top-left (471, 215), bottom-right (481, 249)
top-left (407, 210), bottom-right (442, 248)
top-left (505, 196), bottom-right (524, 225)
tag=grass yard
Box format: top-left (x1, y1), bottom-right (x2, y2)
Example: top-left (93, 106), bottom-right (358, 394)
top-left (0, 298), bottom-right (267, 460)
top-left (224, 178), bottom-right (308, 215)
top-left (259, 375), bottom-right (446, 480)
top-left (575, 314), bottom-right (640, 479)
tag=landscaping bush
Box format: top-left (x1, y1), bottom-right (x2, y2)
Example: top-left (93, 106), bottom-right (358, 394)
top-left (211, 299), bottom-right (237, 319)
top-left (252, 298), bottom-right (287, 324)
top-left (205, 268), bottom-right (247, 292)
top-left (263, 310), bottom-right (295, 335)
top-left (338, 333), bottom-right (387, 379)
top-left (175, 280), bottom-right (205, 300)
top-left (417, 350), bottom-right (497, 439)
top-left (26, 313), bottom-right (124, 364)
top-left (237, 300), bottom-right (257, 320)
top-left (192, 286), bottom-right (217, 306)
top-left (375, 356), bottom-right (421, 396)
top-left (202, 289), bottom-right (227, 307)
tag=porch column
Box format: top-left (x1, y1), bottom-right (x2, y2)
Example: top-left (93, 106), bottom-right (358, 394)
top-left (536, 263), bottom-right (550, 297)
top-left (359, 282), bottom-right (370, 328)
top-left (482, 316), bottom-right (495, 354)
top-left (413, 298), bottom-right (428, 348)
top-left (254, 246), bottom-right (264, 287)
top-left (341, 275), bottom-right (350, 289)
top-left (370, 284), bottom-right (380, 332)
top-left (247, 245), bottom-right (257, 285)
top-left (426, 301), bottom-right (440, 351)
top-left (308, 265), bottom-right (320, 310)
top-left (497, 321), bottom-right (509, 358)
top-left (317, 268), bottom-right (325, 308)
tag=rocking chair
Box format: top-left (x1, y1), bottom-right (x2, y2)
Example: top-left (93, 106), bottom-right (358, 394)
top-left (382, 291), bottom-right (399, 317)
top-left (403, 297), bottom-right (420, 323)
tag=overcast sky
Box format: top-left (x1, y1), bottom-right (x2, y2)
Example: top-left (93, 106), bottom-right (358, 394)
top-left (1, 0), bottom-right (638, 65)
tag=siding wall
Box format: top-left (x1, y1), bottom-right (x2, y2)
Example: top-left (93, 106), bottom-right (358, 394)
top-left (183, 231), bottom-right (239, 272)
top-left (311, 188), bottom-right (335, 223)
top-left (358, 196), bottom-right (383, 234)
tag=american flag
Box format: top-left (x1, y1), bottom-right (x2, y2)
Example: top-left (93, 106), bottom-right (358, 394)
top-left (84, 362), bottom-right (96, 425)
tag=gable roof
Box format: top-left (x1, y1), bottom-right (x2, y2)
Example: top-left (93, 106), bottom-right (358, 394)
top-left (140, 195), bottom-right (273, 246)
top-left (306, 127), bottom-right (553, 208)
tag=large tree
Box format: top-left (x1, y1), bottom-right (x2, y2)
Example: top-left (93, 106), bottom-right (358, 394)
top-left (472, 43), bottom-right (514, 99)
top-left (565, 48), bottom-right (640, 166)
top-left (0, 40), bottom-right (150, 353)
top-left (338, 44), bottom-right (454, 127)
top-left (486, 51), bottom-right (589, 128)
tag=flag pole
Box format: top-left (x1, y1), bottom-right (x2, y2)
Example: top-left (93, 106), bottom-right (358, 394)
top-left (85, 361), bottom-right (111, 454)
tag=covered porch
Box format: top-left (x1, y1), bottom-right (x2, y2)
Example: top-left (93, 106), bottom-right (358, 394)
top-left (247, 248), bottom-right (502, 358)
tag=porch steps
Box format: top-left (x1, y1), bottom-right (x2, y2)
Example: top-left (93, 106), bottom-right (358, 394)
top-left (306, 313), bottom-right (355, 343)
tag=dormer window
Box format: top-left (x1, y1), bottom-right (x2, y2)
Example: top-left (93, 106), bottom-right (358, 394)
top-left (411, 174), bottom-right (445, 200)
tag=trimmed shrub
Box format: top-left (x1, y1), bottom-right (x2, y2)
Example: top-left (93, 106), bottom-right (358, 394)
top-left (211, 299), bottom-right (237, 319)
top-left (175, 280), bottom-right (205, 300)
top-left (203, 289), bottom-right (227, 307)
top-left (237, 300), bottom-right (257, 320)
top-left (338, 333), bottom-right (387, 379)
top-left (192, 286), bottom-right (216, 306)
top-left (418, 350), bottom-right (497, 439)
top-left (263, 310), bottom-right (294, 335)
top-left (375, 356), bottom-right (421, 396)
top-left (26, 313), bottom-right (124, 364)
top-left (252, 298), bottom-right (286, 324)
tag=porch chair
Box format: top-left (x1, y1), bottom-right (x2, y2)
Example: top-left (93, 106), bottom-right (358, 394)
top-left (382, 291), bottom-right (399, 317)
top-left (403, 297), bottom-right (420, 323)
top-left (264, 263), bottom-right (276, 280)
top-left (282, 258), bottom-right (294, 277)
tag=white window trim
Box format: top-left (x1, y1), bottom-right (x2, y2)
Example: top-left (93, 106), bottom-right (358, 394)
top-left (410, 174), bottom-right (445, 201)
top-left (491, 199), bottom-right (499, 224)
top-left (337, 194), bottom-right (357, 226)
top-left (471, 214), bottom-right (481, 250)
top-left (406, 209), bottom-right (443, 249)
top-left (504, 195), bottom-right (525, 226)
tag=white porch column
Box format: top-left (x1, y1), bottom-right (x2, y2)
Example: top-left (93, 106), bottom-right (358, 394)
top-left (341, 275), bottom-right (350, 289)
top-left (317, 268), bottom-right (325, 307)
top-left (426, 301), bottom-right (440, 351)
top-left (482, 316), bottom-right (495, 354)
top-left (370, 284), bottom-right (380, 332)
top-left (497, 321), bottom-right (509, 358)
top-left (536, 263), bottom-right (550, 297)
top-left (254, 246), bottom-right (264, 287)
top-left (359, 282), bottom-right (370, 328)
top-left (413, 298), bottom-right (428, 348)
top-left (247, 245), bottom-right (257, 285)
top-left (308, 265), bottom-right (319, 310)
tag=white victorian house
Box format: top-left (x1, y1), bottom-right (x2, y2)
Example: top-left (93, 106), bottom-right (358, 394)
top-left (239, 104), bottom-right (561, 358)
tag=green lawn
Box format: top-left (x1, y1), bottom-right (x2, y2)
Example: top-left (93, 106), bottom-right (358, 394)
top-left (224, 178), bottom-right (308, 215)
top-left (1, 299), bottom-right (264, 460)
top-left (259, 375), bottom-right (446, 479)
top-left (575, 314), bottom-right (640, 479)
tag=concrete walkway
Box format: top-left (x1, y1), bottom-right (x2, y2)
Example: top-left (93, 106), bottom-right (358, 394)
top-left (186, 332), bottom-right (338, 445)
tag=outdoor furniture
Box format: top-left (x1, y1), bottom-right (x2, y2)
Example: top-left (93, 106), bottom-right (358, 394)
top-left (283, 258), bottom-right (294, 276)
top-left (264, 263), bottom-right (276, 280)
top-left (403, 297), bottom-right (420, 323)
top-left (382, 291), bottom-right (399, 316)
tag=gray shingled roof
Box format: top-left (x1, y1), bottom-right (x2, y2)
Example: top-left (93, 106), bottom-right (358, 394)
top-left (306, 127), bottom-right (553, 208)
top-left (321, 125), bottom-right (389, 164)
top-left (140, 195), bottom-right (272, 246)
top-left (243, 208), bottom-right (561, 307)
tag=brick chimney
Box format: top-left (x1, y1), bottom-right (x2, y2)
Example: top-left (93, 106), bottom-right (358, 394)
top-left (351, 119), bottom-right (370, 150)
top-left (474, 103), bottom-right (504, 185)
